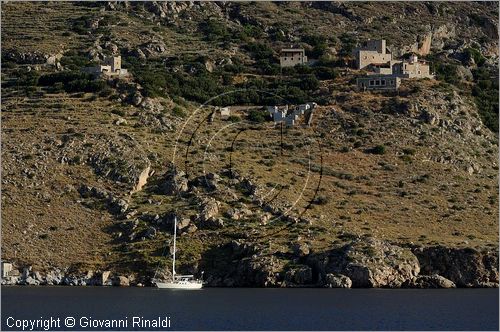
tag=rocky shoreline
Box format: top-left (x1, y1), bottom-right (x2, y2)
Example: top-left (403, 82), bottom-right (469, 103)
top-left (3, 239), bottom-right (498, 289)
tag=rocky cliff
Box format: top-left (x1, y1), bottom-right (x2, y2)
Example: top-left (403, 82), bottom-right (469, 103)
top-left (4, 237), bottom-right (498, 288)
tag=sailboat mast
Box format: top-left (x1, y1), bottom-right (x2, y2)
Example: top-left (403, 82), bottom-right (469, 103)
top-left (172, 216), bottom-right (177, 281)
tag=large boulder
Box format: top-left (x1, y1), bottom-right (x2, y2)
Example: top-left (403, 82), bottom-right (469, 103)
top-left (160, 164), bottom-right (188, 195)
top-left (202, 217), bottom-right (224, 229)
top-left (108, 197), bottom-right (129, 215)
top-left (45, 269), bottom-right (64, 285)
top-left (113, 276), bottom-right (130, 287)
top-left (197, 198), bottom-right (220, 223)
top-left (98, 271), bottom-right (111, 286)
top-left (292, 242), bottom-right (310, 256)
top-left (325, 274), bottom-right (352, 288)
top-left (403, 274), bottom-right (456, 288)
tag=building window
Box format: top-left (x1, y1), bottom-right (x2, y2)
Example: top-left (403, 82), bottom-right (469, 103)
top-left (369, 80), bottom-right (374, 86)
top-left (381, 79), bottom-right (386, 86)
top-left (390, 80), bottom-right (394, 85)
top-left (375, 80), bottom-right (380, 86)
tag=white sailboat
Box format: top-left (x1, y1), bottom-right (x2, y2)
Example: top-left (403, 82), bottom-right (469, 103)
top-left (155, 216), bottom-right (203, 289)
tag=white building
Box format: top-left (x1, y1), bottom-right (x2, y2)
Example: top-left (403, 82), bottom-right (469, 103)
top-left (219, 107), bottom-right (231, 119)
top-left (268, 103), bottom-right (316, 127)
top-left (1, 262), bottom-right (13, 278)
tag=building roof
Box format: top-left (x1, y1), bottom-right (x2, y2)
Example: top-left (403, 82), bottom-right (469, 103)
top-left (281, 48), bottom-right (305, 53)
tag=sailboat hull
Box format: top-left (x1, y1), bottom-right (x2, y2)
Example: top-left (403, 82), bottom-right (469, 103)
top-left (156, 282), bottom-right (203, 289)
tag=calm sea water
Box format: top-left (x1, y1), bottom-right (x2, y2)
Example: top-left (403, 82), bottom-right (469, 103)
top-left (1, 287), bottom-right (498, 331)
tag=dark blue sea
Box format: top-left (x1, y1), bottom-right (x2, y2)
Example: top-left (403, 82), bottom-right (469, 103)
top-left (1, 287), bottom-right (498, 330)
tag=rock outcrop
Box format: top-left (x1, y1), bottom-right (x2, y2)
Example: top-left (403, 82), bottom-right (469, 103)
top-left (160, 164), bottom-right (189, 195)
top-left (130, 165), bottom-right (151, 194)
top-left (324, 274), bottom-right (352, 288)
top-left (403, 274), bottom-right (456, 288)
top-left (308, 238), bottom-right (420, 288)
top-left (412, 246), bottom-right (499, 287)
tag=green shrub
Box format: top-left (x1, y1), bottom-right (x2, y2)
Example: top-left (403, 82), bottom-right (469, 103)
top-left (303, 35), bottom-right (328, 58)
top-left (228, 115), bottom-right (241, 122)
top-left (246, 42), bottom-right (275, 61)
top-left (435, 63), bottom-right (460, 85)
top-left (339, 33), bottom-right (356, 57)
top-left (313, 66), bottom-right (337, 80)
top-left (312, 195), bottom-right (329, 205)
top-left (70, 15), bottom-right (91, 35)
top-left (16, 69), bottom-right (40, 86)
top-left (111, 109), bottom-right (126, 116)
top-left (472, 67), bottom-right (499, 133)
top-left (99, 86), bottom-right (113, 97)
top-left (38, 71), bottom-right (92, 85)
top-left (366, 145), bottom-right (386, 155)
top-left (172, 105), bottom-right (186, 118)
top-left (60, 50), bottom-right (94, 70)
top-left (294, 64), bottom-right (312, 75)
top-left (464, 47), bottom-right (486, 66)
top-left (199, 20), bottom-right (229, 41)
top-left (298, 75), bottom-right (319, 90)
top-left (256, 59), bottom-right (280, 75)
top-left (38, 71), bottom-right (107, 93)
top-left (402, 148), bottom-right (416, 155)
top-left (2, 61), bottom-right (16, 69)
top-left (247, 109), bottom-right (268, 123)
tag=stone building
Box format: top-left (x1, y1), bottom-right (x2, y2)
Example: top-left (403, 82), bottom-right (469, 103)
top-left (393, 54), bottom-right (433, 79)
top-left (353, 39), bottom-right (392, 70)
top-left (357, 75), bottom-right (401, 91)
top-left (84, 56), bottom-right (129, 78)
top-left (280, 48), bottom-right (308, 67)
top-left (355, 40), bottom-right (434, 92)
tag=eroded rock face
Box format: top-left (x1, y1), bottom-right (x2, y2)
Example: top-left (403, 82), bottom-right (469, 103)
top-left (412, 246), bottom-right (499, 287)
top-left (231, 254), bottom-right (285, 287)
top-left (285, 265), bottom-right (313, 285)
top-left (308, 238), bottom-right (420, 288)
top-left (130, 165), bottom-right (151, 194)
top-left (341, 238), bottom-right (420, 287)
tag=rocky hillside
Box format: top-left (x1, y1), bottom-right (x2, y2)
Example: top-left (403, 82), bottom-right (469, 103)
top-left (1, 2), bottom-right (498, 287)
